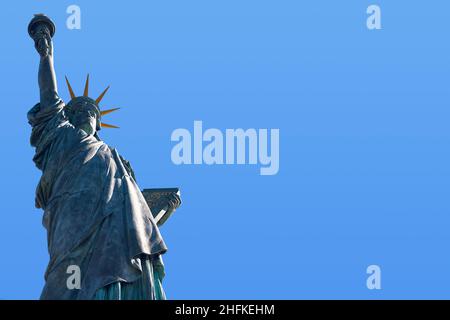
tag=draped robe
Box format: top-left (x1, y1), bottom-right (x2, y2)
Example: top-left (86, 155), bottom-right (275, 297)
top-left (27, 97), bottom-right (167, 300)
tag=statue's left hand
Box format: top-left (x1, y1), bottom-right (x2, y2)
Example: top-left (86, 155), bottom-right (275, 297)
top-left (167, 193), bottom-right (182, 211)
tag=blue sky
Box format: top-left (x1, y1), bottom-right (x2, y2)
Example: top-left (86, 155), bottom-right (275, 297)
top-left (1, 1), bottom-right (450, 299)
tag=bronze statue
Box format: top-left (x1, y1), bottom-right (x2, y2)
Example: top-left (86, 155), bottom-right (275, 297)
top-left (27, 14), bottom-right (181, 300)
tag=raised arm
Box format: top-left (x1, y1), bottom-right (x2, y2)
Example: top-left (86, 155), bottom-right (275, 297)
top-left (31, 20), bottom-right (59, 107)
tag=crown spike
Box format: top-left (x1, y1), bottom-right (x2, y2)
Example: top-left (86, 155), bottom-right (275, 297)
top-left (100, 107), bottom-right (120, 116)
top-left (101, 122), bottom-right (119, 129)
top-left (65, 76), bottom-right (76, 99)
top-left (95, 86), bottom-right (110, 105)
top-left (83, 74), bottom-right (90, 97)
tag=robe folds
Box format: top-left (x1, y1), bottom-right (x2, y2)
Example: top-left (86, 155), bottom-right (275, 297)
top-left (28, 98), bottom-right (167, 300)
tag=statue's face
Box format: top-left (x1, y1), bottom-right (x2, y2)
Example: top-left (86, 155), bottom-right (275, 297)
top-left (67, 100), bottom-right (101, 135)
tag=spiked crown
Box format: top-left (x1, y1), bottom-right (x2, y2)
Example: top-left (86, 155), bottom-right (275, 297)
top-left (64, 74), bottom-right (120, 129)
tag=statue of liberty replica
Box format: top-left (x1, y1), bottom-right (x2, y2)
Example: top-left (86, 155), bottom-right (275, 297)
top-left (27, 14), bottom-right (181, 300)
